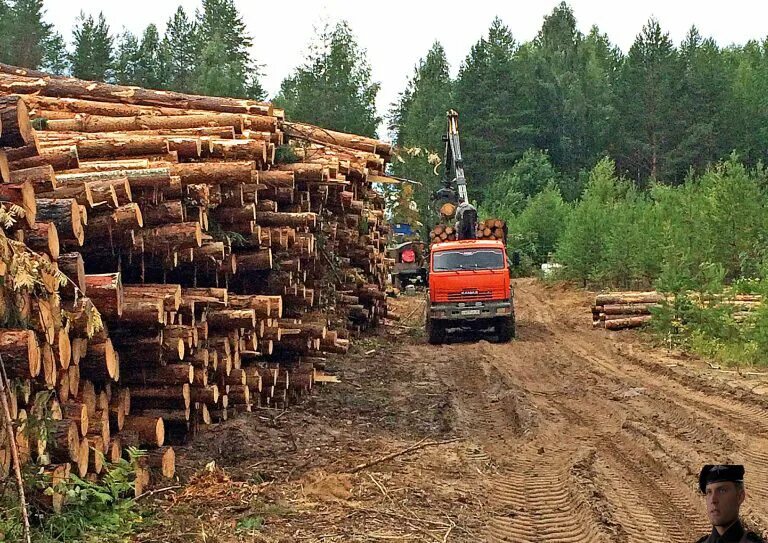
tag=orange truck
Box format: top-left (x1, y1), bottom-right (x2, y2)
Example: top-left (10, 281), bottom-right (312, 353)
top-left (426, 239), bottom-right (515, 344)
top-left (424, 110), bottom-right (516, 344)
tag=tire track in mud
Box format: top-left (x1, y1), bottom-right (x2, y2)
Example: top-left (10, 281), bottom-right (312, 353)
top-left (423, 279), bottom-right (768, 541)
top-left (485, 452), bottom-right (609, 543)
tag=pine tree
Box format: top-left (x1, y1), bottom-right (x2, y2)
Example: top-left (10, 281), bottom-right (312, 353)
top-left (135, 24), bottom-right (165, 89)
top-left (70, 11), bottom-right (114, 81)
top-left (194, 0), bottom-right (264, 99)
top-left (454, 17), bottom-right (536, 200)
top-left (389, 42), bottom-right (453, 229)
top-left (0, 0), bottom-right (64, 70)
top-left (665, 28), bottom-right (730, 176)
top-left (613, 18), bottom-right (679, 185)
top-left (40, 31), bottom-right (68, 74)
top-left (113, 31), bottom-right (140, 85)
top-left (276, 21), bottom-right (380, 137)
top-left (163, 6), bottom-right (197, 93)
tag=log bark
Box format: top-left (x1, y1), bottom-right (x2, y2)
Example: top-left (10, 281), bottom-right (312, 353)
top-left (123, 416), bottom-right (164, 448)
top-left (22, 221), bottom-right (59, 260)
top-left (9, 164), bottom-right (57, 192)
top-left (58, 252), bottom-right (85, 298)
top-left (80, 339), bottom-right (119, 382)
top-left (9, 146), bottom-right (78, 172)
top-left (35, 198), bottom-right (83, 245)
top-left (0, 71), bottom-right (272, 115)
top-left (603, 315), bottom-right (653, 330)
top-left (84, 273), bottom-right (123, 318)
top-left (207, 309), bottom-right (256, 330)
top-left (122, 364), bottom-right (194, 386)
top-left (44, 112), bottom-right (245, 134)
top-left (0, 95), bottom-right (32, 147)
top-left (0, 180), bottom-right (36, 226)
top-left (130, 384), bottom-right (190, 410)
top-left (236, 249), bottom-right (273, 272)
top-left (254, 211), bottom-right (317, 229)
top-left (0, 329), bottom-right (40, 379)
top-left (123, 284), bottom-right (181, 312)
top-left (170, 161), bottom-right (256, 186)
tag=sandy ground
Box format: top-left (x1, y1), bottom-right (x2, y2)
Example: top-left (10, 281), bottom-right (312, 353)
top-left (135, 278), bottom-right (768, 542)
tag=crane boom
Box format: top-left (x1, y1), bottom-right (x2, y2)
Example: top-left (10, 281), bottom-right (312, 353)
top-left (437, 109), bottom-right (477, 239)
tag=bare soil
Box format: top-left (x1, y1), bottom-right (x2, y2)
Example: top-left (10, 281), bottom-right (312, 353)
top-left (134, 278), bottom-right (768, 542)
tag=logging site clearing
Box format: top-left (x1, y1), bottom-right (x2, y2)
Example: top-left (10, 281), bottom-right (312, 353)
top-left (134, 279), bottom-right (768, 542)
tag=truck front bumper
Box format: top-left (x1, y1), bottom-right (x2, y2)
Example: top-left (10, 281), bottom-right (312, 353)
top-left (429, 299), bottom-right (513, 321)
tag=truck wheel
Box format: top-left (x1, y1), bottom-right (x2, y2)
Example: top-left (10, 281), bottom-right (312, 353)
top-left (496, 315), bottom-right (515, 342)
top-left (427, 318), bottom-right (446, 345)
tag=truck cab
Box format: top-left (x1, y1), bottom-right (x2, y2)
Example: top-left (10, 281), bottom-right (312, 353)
top-left (427, 239), bottom-right (515, 344)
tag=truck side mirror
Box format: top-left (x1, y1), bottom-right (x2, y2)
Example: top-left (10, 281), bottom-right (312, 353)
top-left (511, 251), bottom-right (521, 267)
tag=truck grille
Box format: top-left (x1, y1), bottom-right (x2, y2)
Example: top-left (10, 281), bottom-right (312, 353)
top-left (447, 290), bottom-right (493, 302)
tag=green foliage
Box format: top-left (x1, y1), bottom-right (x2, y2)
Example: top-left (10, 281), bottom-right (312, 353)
top-left (194, 0), bottom-right (265, 99)
top-left (0, 0), bottom-right (63, 71)
top-left (162, 6), bottom-right (198, 93)
top-left (0, 449), bottom-right (145, 542)
top-left (453, 17), bottom-right (535, 198)
top-left (276, 20), bottom-right (379, 137)
top-left (236, 515), bottom-right (264, 534)
top-left (388, 41), bottom-right (453, 230)
top-left (509, 183), bottom-right (570, 266)
top-left (70, 11), bottom-right (114, 81)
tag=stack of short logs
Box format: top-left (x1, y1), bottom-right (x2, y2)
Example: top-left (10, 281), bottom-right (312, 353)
top-left (591, 291), bottom-right (764, 330)
top-left (429, 218), bottom-right (507, 244)
top-left (0, 64), bottom-right (392, 506)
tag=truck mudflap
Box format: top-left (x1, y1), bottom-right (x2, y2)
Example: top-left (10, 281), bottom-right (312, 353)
top-left (429, 299), bottom-right (513, 321)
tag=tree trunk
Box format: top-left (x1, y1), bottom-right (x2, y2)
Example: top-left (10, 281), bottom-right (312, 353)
top-left (0, 71), bottom-right (272, 115)
top-left (170, 161), bottom-right (256, 186)
top-left (9, 146), bottom-right (79, 172)
top-left (44, 112), bottom-right (245, 134)
top-left (0, 181), bottom-right (36, 226)
top-left (0, 95), bottom-right (33, 147)
top-left (0, 329), bottom-right (40, 378)
top-left (254, 211), bottom-right (317, 229)
top-left (122, 416), bottom-right (164, 448)
top-left (35, 198), bottom-right (83, 245)
top-left (84, 273), bottom-right (123, 318)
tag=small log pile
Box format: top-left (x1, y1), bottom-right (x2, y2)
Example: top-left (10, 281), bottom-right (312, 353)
top-left (0, 65), bottom-right (393, 504)
top-left (592, 291), bottom-right (764, 330)
top-left (428, 218), bottom-right (506, 244)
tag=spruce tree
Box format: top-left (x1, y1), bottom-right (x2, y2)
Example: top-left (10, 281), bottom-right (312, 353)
top-left (389, 42), bottom-right (453, 228)
top-left (194, 0), bottom-right (264, 99)
top-left (70, 11), bottom-right (113, 81)
top-left (163, 6), bottom-right (197, 93)
top-left (135, 24), bottom-right (165, 89)
top-left (454, 17), bottom-right (535, 200)
top-left (113, 31), bottom-right (140, 85)
top-left (276, 21), bottom-right (380, 137)
top-left (613, 18), bottom-right (679, 184)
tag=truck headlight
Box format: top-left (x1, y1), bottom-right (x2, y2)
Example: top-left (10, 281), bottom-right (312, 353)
top-left (496, 306), bottom-right (511, 315)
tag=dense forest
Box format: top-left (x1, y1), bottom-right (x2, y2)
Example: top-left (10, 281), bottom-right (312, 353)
top-left (3, 0), bottom-right (768, 362)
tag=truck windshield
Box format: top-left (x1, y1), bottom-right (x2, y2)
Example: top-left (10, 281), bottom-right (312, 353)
top-left (432, 248), bottom-right (505, 271)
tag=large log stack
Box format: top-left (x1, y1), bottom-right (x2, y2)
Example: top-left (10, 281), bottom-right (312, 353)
top-left (0, 66), bottom-right (392, 502)
top-left (591, 291), bottom-right (763, 330)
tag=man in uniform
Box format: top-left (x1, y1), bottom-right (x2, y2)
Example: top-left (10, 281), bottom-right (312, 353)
top-left (696, 464), bottom-right (764, 542)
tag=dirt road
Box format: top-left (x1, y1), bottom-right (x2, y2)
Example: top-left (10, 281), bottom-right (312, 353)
top-left (141, 278), bottom-right (768, 542)
top-left (428, 278), bottom-right (768, 542)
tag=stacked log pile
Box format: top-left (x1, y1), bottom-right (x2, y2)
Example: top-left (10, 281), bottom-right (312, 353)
top-left (592, 291), bottom-right (763, 330)
top-left (428, 219), bottom-right (507, 244)
top-left (0, 66), bottom-right (392, 502)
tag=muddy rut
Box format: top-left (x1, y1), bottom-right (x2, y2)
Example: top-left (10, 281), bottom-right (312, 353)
top-left (409, 278), bottom-right (768, 542)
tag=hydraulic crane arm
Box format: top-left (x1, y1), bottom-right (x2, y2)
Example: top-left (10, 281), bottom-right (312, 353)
top-left (443, 110), bottom-right (469, 205)
top-left (436, 109), bottom-right (477, 239)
